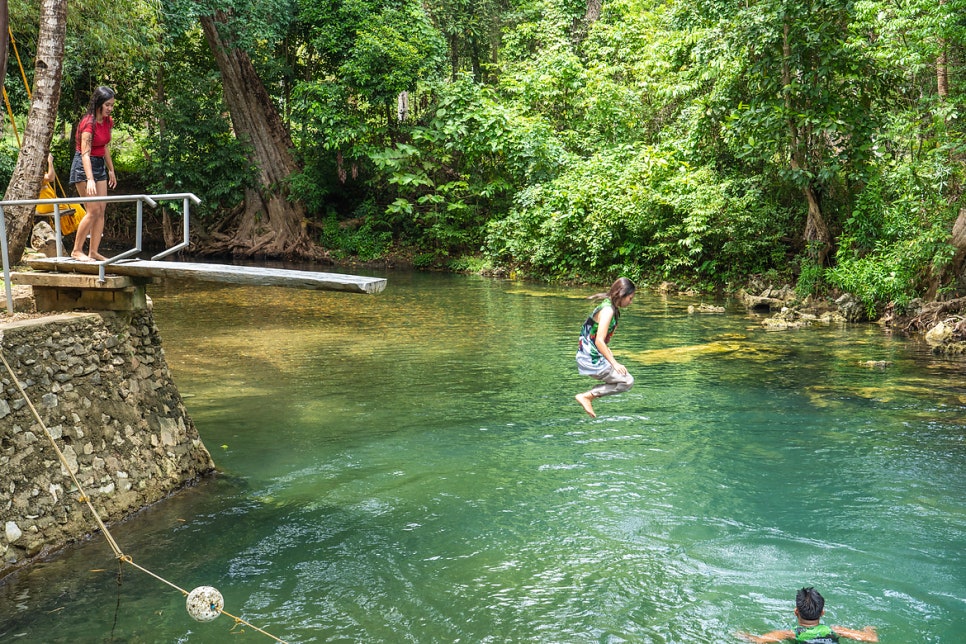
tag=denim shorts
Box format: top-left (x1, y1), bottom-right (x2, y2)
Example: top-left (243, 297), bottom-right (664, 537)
top-left (69, 153), bottom-right (107, 184)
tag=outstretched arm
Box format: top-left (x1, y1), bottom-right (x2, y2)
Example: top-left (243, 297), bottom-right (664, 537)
top-left (832, 625), bottom-right (878, 642)
top-left (735, 629), bottom-right (794, 643)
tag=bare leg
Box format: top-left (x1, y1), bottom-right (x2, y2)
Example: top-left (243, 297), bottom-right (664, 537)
top-left (71, 181), bottom-right (93, 260)
top-left (576, 367), bottom-right (634, 417)
top-left (575, 392), bottom-right (596, 418)
top-left (70, 215), bottom-right (93, 261)
top-left (86, 180), bottom-right (109, 259)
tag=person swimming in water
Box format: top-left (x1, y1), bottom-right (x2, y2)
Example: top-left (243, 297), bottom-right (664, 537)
top-left (737, 587), bottom-right (878, 643)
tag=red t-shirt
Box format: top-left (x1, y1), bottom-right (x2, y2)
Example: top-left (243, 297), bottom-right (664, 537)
top-left (75, 114), bottom-right (113, 157)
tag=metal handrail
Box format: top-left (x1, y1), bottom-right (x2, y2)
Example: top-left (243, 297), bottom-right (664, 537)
top-left (1, 192), bottom-right (199, 313)
top-left (147, 193), bottom-right (202, 260)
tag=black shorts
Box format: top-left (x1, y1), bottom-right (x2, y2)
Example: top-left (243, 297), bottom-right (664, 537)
top-left (69, 153), bottom-right (107, 184)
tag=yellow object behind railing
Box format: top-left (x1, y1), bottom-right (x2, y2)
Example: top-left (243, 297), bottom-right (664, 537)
top-left (35, 183), bottom-right (85, 235)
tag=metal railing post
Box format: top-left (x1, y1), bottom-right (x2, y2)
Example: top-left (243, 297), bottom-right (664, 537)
top-left (1, 206), bottom-right (12, 314)
top-left (95, 195), bottom-right (155, 282)
top-left (53, 204), bottom-right (64, 257)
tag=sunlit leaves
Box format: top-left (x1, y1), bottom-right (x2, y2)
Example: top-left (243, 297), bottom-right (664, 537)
top-left (338, 3), bottom-right (446, 108)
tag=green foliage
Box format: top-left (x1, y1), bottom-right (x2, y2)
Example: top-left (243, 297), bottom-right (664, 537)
top-left (0, 141), bottom-right (20, 190)
top-left (829, 155), bottom-right (962, 315)
top-left (291, 81), bottom-right (372, 159)
top-left (298, 0), bottom-right (381, 73)
top-left (366, 77), bottom-right (566, 254)
top-left (795, 253), bottom-right (825, 299)
top-left (824, 0), bottom-right (966, 312)
top-left (422, 0), bottom-right (508, 81)
top-left (8, 0), bottom-right (164, 127)
top-left (140, 35), bottom-right (255, 219)
top-left (14, 0), bottom-right (963, 303)
top-left (710, 0), bottom-right (884, 189)
top-left (829, 248), bottom-right (918, 317)
top-left (485, 143), bottom-right (794, 284)
top-left (298, 0), bottom-right (446, 119)
top-left (500, 0), bottom-right (668, 151)
top-left (340, 3), bottom-right (447, 110)
top-left (447, 254), bottom-right (493, 273)
top-left (318, 202), bottom-right (392, 261)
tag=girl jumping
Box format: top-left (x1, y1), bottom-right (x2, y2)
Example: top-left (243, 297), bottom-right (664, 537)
top-left (575, 277), bottom-right (636, 417)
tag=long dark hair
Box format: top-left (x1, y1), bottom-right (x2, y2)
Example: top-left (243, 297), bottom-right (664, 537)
top-left (588, 277), bottom-right (636, 307)
top-left (85, 86), bottom-right (115, 117)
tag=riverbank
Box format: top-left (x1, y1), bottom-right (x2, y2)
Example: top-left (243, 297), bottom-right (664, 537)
top-left (676, 278), bottom-right (966, 354)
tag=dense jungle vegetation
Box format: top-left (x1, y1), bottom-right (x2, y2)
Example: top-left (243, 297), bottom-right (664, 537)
top-left (3, 0), bottom-right (965, 315)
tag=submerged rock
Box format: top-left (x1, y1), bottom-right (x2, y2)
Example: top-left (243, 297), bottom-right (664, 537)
top-left (687, 303), bottom-right (725, 314)
top-left (858, 360), bottom-right (892, 369)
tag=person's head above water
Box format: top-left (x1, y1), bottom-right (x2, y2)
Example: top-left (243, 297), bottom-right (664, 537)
top-left (796, 587), bottom-right (825, 622)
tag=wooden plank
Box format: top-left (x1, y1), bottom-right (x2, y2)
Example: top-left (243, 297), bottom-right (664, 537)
top-left (25, 258), bottom-right (387, 294)
top-left (11, 271), bottom-right (146, 289)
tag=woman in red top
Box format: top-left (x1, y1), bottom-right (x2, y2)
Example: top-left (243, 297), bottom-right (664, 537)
top-left (68, 86), bottom-right (116, 261)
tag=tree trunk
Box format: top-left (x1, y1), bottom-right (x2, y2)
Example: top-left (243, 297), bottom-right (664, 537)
top-left (3, 0), bottom-right (65, 267)
top-left (949, 206), bottom-right (966, 276)
top-left (802, 186), bottom-right (831, 266)
top-left (938, 0), bottom-right (949, 99)
top-left (470, 38), bottom-right (482, 82)
top-left (923, 206), bottom-right (966, 299)
top-left (584, 0), bottom-right (603, 24)
top-left (161, 207), bottom-right (178, 248)
top-left (782, 21), bottom-right (831, 267)
top-left (937, 48), bottom-right (949, 99)
top-left (200, 11), bottom-right (322, 260)
top-left (573, 0), bottom-right (603, 44)
top-left (449, 33), bottom-right (459, 82)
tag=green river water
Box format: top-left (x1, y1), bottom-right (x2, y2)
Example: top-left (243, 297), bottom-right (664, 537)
top-left (1, 270), bottom-right (964, 643)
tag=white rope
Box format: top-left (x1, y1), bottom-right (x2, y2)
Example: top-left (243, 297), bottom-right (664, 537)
top-left (0, 347), bottom-right (289, 643)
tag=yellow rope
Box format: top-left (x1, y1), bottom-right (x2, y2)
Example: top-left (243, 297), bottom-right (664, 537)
top-left (8, 27), bottom-right (32, 101)
top-left (0, 347), bottom-right (289, 643)
top-left (4, 26), bottom-right (28, 148)
top-left (2, 86), bottom-right (22, 148)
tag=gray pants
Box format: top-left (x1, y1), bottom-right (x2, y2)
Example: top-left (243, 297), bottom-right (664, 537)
top-left (586, 364), bottom-right (634, 398)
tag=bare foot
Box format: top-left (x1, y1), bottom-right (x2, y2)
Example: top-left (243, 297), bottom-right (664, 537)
top-left (90, 252), bottom-right (108, 261)
top-left (70, 251), bottom-right (92, 262)
top-left (575, 392), bottom-right (596, 418)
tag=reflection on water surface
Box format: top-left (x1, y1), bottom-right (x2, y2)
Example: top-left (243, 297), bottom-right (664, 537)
top-left (1, 270), bottom-right (964, 643)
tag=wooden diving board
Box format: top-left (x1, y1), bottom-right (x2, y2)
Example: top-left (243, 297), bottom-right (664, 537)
top-left (25, 257), bottom-right (386, 294)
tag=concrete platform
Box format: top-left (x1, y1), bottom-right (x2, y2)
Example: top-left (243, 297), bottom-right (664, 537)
top-left (11, 272), bottom-right (152, 312)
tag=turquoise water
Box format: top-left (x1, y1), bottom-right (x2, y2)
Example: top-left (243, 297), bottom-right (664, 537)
top-left (1, 271), bottom-right (964, 643)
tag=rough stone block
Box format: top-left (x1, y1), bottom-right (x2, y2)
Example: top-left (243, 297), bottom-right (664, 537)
top-left (0, 311), bottom-right (215, 579)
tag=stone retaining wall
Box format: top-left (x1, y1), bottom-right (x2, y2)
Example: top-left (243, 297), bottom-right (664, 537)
top-left (0, 309), bottom-right (215, 579)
